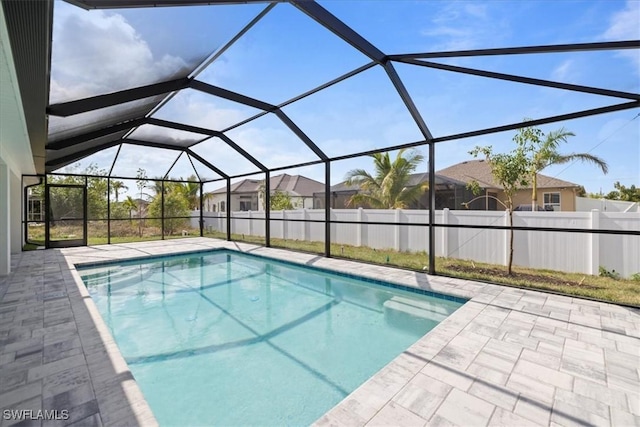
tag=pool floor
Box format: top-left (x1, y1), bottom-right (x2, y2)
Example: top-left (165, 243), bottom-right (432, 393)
top-left (80, 250), bottom-right (463, 426)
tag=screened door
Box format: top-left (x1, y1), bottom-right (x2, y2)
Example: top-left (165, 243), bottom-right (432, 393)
top-left (46, 184), bottom-right (87, 248)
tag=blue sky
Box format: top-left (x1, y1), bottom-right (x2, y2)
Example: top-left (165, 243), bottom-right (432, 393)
top-left (51, 0), bottom-right (639, 195)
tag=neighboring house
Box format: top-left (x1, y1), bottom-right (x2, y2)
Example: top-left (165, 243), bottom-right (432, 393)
top-left (313, 173), bottom-right (471, 209)
top-left (132, 198), bottom-right (150, 217)
top-left (437, 159), bottom-right (581, 211)
top-left (204, 174), bottom-right (324, 212)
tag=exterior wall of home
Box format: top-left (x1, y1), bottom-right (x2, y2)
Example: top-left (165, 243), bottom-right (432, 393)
top-left (1, 5), bottom-right (37, 274)
top-left (496, 187), bottom-right (577, 211)
top-left (205, 192), bottom-right (312, 212)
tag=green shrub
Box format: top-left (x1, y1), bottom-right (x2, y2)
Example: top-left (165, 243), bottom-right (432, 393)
top-left (599, 266), bottom-right (620, 280)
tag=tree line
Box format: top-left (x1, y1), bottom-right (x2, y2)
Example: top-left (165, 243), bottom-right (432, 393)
top-left (39, 165), bottom-right (200, 236)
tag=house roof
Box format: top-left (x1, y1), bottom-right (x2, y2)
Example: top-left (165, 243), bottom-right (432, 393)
top-left (328, 172), bottom-right (466, 193)
top-left (436, 160), bottom-right (579, 190)
top-left (209, 174), bottom-right (324, 197)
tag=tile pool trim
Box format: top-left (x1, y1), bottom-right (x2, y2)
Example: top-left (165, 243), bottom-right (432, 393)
top-left (76, 248), bottom-right (469, 305)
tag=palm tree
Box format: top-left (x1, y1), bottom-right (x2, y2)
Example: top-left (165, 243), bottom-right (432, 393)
top-left (528, 127), bottom-right (608, 210)
top-left (111, 180), bottom-right (127, 202)
top-left (344, 149), bottom-right (427, 209)
top-left (151, 178), bottom-right (165, 196)
top-left (123, 196), bottom-right (137, 224)
top-left (181, 176), bottom-right (200, 210)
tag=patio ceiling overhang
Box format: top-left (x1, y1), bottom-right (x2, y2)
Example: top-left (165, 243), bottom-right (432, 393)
top-left (1, 0), bottom-right (53, 174)
top-left (6, 0), bottom-right (637, 179)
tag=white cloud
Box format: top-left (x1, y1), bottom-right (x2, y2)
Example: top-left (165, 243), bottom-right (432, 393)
top-left (604, 0), bottom-right (640, 40)
top-left (422, 27), bottom-right (472, 39)
top-left (50, 3), bottom-right (190, 103)
top-left (464, 4), bottom-right (488, 20)
top-left (420, 2), bottom-right (504, 52)
top-left (551, 59), bottom-right (575, 82)
top-left (603, 0), bottom-right (640, 73)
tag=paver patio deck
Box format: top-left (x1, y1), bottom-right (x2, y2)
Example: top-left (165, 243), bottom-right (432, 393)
top-left (1, 238), bottom-right (638, 426)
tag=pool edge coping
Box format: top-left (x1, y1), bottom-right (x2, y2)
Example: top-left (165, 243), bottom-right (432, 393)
top-left (63, 256), bottom-right (159, 426)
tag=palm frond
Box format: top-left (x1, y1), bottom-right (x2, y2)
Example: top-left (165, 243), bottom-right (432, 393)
top-left (551, 153), bottom-right (609, 174)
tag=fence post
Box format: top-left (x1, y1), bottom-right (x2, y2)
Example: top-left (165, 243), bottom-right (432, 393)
top-left (504, 209), bottom-right (510, 267)
top-left (590, 209), bottom-right (600, 275)
top-left (302, 208), bottom-right (308, 241)
top-left (395, 209), bottom-right (401, 251)
top-left (282, 210), bottom-right (287, 240)
top-left (248, 210), bottom-right (252, 236)
top-left (442, 208), bottom-right (449, 257)
top-left (357, 208), bottom-right (363, 247)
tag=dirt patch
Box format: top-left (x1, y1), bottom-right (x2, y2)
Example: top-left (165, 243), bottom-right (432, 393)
top-left (445, 264), bottom-right (602, 290)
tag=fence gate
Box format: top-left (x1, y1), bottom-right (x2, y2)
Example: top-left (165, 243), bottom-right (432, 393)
top-left (46, 184), bottom-right (87, 248)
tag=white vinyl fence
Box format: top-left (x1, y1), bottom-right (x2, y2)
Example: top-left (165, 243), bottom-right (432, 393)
top-left (194, 209), bottom-right (640, 278)
top-left (576, 196), bottom-right (639, 212)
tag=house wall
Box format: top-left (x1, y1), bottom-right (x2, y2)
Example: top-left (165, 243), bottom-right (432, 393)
top-left (496, 187), bottom-right (577, 211)
top-left (205, 193), bottom-right (312, 211)
top-left (1, 5), bottom-right (37, 275)
top-left (206, 193), bottom-right (241, 212)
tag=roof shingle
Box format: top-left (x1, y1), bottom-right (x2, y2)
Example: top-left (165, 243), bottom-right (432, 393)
top-left (436, 159), bottom-right (579, 189)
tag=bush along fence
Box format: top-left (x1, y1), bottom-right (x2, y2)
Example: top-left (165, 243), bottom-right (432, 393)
top-left (194, 208), bottom-right (640, 279)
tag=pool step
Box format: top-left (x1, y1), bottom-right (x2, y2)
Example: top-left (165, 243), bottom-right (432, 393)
top-left (82, 265), bottom-right (154, 289)
top-left (383, 296), bottom-right (452, 330)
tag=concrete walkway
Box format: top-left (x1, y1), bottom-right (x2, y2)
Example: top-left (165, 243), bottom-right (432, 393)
top-left (1, 238), bottom-right (638, 426)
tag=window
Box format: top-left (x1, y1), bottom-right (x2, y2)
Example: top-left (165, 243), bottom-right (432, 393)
top-left (543, 192), bottom-right (561, 211)
top-left (28, 198), bottom-right (44, 221)
top-left (220, 201), bottom-right (226, 212)
top-left (487, 192), bottom-right (498, 210)
top-left (239, 201), bottom-right (251, 211)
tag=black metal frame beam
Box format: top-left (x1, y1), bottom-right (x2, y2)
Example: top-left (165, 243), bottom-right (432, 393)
top-left (47, 77), bottom-right (191, 116)
top-left (120, 138), bottom-right (190, 152)
top-left (389, 40), bottom-right (640, 60)
top-left (220, 62), bottom-right (377, 134)
top-left (215, 133), bottom-right (267, 172)
top-left (396, 58), bottom-right (640, 101)
top-left (265, 170), bottom-right (270, 247)
top-left (278, 62), bottom-right (377, 109)
top-left (65, 0), bottom-right (278, 9)
top-left (384, 62), bottom-right (434, 140)
top-left (195, 99), bottom-right (639, 182)
top-left (195, 99), bottom-right (638, 181)
top-left (291, 0), bottom-right (386, 64)
top-left (324, 160), bottom-right (330, 257)
top-left (145, 118), bottom-right (267, 171)
top-left (238, 216), bottom-right (640, 236)
top-left (45, 141), bottom-right (122, 170)
top-left (428, 142), bottom-right (435, 274)
top-left (187, 151), bottom-right (228, 179)
top-left (226, 178), bottom-right (231, 241)
top-left (146, 117), bottom-right (217, 137)
top-left (273, 110), bottom-right (328, 160)
top-left (46, 117), bottom-right (147, 150)
top-left (190, 80), bottom-right (277, 112)
top-left (164, 151), bottom-right (185, 180)
top-left (432, 101), bottom-right (640, 144)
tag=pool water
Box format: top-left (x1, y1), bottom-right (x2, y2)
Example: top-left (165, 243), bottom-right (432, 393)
top-left (80, 250), bottom-right (465, 426)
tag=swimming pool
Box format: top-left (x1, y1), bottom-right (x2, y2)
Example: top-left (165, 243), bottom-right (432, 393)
top-left (79, 250), bottom-right (466, 426)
